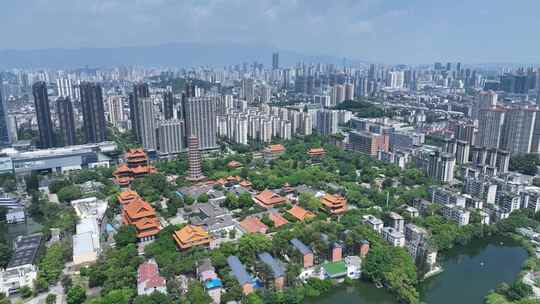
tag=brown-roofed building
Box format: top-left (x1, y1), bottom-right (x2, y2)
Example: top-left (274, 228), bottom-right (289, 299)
top-left (239, 180), bottom-right (252, 189)
top-left (227, 160), bottom-right (243, 169)
top-left (308, 148), bottom-right (326, 157)
top-left (287, 205), bottom-right (315, 221)
top-left (239, 217), bottom-right (268, 234)
top-left (122, 198), bottom-right (161, 241)
top-left (113, 148), bottom-right (157, 186)
top-left (268, 211), bottom-right (289, 227)
top-left (320, 193), bottom-right (348, 215)
top-left (173, 225), bottom-right (212, 250)
top-left (127, 148), bottom-right (149, 168)
top-left (264, 144), bottom-right (286, 161)
top-left (118, 189), bottom-right (141, 205)
top-left (254, 190), bottom-right (287, 208)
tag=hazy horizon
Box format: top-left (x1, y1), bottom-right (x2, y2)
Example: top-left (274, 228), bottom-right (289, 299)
top-left (3, 0), bottom-right (540, 65)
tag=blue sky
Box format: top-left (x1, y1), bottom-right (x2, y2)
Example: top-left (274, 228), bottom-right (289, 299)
top-left (1, 0), bottom-right (539, 64)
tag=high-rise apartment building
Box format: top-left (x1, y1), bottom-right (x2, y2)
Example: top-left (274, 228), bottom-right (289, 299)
top-left (316, 110), bottom-right (338, 135)
top-left (32, 81), bottom-right (55, 148)
top-left (139, 98), bottom-right (157, 150)
top-left (501, 106), bottom-right (536, 154)
top-left (130, 83), bottom-right (150, 142)
top-left (272, 52), bottom-right (279, 70)
top-left (476, 108), bottom-right (506, 149)
top-left (56, 97), bottom-right (76, 146)
top-left (163, 91), bottom-right (174, 120)
top-left (158, 119), bottom-right (185, 155)
top-left (183, 96), bottom-right (218, 150)
top-left (344, 83), bottom-right (354, 101)
top-left (0, 81), bottom-right (10, 146)
top-left (106, 96), bottom-right (124, 127)
top-left (80, 82), bottom-right (107, 143)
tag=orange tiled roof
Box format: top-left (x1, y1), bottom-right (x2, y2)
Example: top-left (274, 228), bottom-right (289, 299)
top-left (126, 148), bottom-right (147, 159)
top-left (113, 164), bottom-right (131, 175)
top-left (321, 193), bottom-right (348, 215)
top-left (268, 212), bottom-right (289, 227)
top-left (239, 217), bottom-right (268, 234)
top-left (173, 225), bottom-right (211, 249)
top-left (254, 190), bottom-right (287, 208)
top-left (308, 148), bottom-right (326, 156)
top-left (266, 144), bottom-right (285, 153)
top-left (227, 160), bottom-right (242, 168)
top-left (114, 176), bottom-right (133, 186)
top-left (118, 189), bottom-right (141, 204)
top-left (287, 205), bottom-right (315, 221)
top-left (123, 198), bottom-right (156, 220)
top-left (239, 180), bottom-right (252, 188)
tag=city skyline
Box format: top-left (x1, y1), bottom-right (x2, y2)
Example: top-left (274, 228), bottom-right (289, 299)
top-left (2, 0), bottom-right (540, 64)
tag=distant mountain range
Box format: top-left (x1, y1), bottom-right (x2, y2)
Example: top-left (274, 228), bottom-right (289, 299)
top-left (0, 42), bottom-right (364, 69)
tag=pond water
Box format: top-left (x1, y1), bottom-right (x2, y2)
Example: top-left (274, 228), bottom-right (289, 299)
top-left (308, 236), bottom-right (528, 304)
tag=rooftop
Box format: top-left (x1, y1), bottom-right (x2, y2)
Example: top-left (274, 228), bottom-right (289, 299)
top-left (258, 252), bottom-right (285, 277)
top-left (227, 255), bottom-right (251, 285)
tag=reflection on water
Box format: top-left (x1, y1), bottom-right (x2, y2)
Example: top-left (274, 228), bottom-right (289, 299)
top-left (309, 236), bottom-right (528, 304)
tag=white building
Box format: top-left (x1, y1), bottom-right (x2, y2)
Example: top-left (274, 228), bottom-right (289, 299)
top-left (382, 227), bottom-right (405, 247)
top-left (362, 215), bottom-right (383, 233)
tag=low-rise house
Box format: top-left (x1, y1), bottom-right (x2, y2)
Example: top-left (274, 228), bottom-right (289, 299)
top-left (173, 225), bottom-right (211, 250)
top-left (286, 205), bottom-right (315, 221)
top-left (137, 259), bottom-right (167, 296)
top-left (344, 256), bottom-right (362, 279)
top-left (71, 197), bottom-right (108, 221)
top-left (257, 252), bottom-right (286, 290)
top-left (197, 259), bottom-right (222, 304)
top-left (382, 227), bottom-right (405, 247)
top-left (290, 238), bottom-right (314, 268)
top-left (227, 256), bottom-right (253, 295)
top-left (268, 211), bottom-right (289, 228)
top-left (321, 261), bottom-right (347, 280)
top-left (254, 190), bottom-right (287, 208)
top-left (402, 205), bottom-right (419, 218)
top-left (239, 217), bottom-right (268, 234)
top-left (362, 215), bottom-right (383, 233)
top-left (73, 217), bottom-right (101, 266)
top-left (0, 234), bottom-right (42, 296)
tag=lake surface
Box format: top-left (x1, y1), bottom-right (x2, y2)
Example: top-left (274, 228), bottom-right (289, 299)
top-left (308, 236), bottom-right (528, 304)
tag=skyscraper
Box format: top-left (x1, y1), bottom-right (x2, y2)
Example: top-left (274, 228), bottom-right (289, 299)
top-left (106, 96), bottom-right (124, 127)
top-left (0, 78), bottom-right (10, 146)
top-left (476, 108), bottom-right (506, 149)
top-left (158, 119), bottom-right (185, 156)
top-left (501, 106), bottom-right (537, 154)
top-left (32, 82), bottom-right (55, 148)
top-left (130, 83), bottom-right (150, 142)
top-left (183, 96), bottom-right (218, 150)
top-left (80, 82), bottom-right (107, 143)
top-left (163, 91), bottom-right (174, 120)
top-left (55, 97), bottom-right (76, 146)
top-left (316, 110), bottom-right (338, 135)
top-left (139, 97), bottom-right (157, 150)
top-left (186, 136), bottom-right (204, 181)
top-left (272, 52), bottom-right (279, 70)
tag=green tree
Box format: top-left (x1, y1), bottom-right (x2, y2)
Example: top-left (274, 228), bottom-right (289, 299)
top-left (0, 243), bottom-right (11, 268)
top-left (243, 293), bottom-right (264, 304)
top-left (197, 193), bottom-right (209, 203)
top-left (114, 225), bottom-right (138, 247)
top-left (66, 285), bottom-right (86, 304)
top-left (57, 185), bottom-right (82, 203)
top-left (18, 286), bottom-right (32, 298)
top-left (45, 294), bottom-right (57, 304)
top-left (185, 281), bottom-right (212, 304)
